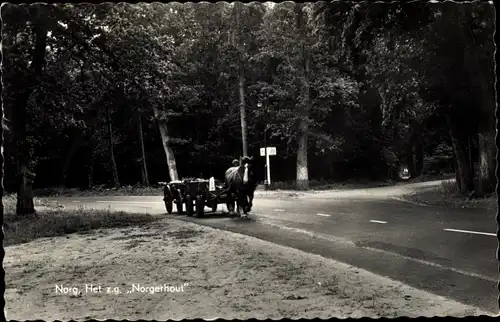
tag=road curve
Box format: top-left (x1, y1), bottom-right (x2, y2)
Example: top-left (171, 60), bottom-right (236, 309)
top-left (51, 181), bottom-right (498, 314)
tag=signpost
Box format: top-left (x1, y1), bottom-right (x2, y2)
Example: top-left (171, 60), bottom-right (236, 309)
top-left (257, 100), bottom-right (275, 189)
top-left (260, 146), bottom-right (276, 185)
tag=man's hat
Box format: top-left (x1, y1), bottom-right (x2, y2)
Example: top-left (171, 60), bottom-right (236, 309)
top-left (232, 159), bottom-right (239, 166)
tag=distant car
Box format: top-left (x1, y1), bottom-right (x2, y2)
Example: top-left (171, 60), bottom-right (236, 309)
top-left (399, 166), bottom-right (411, 180)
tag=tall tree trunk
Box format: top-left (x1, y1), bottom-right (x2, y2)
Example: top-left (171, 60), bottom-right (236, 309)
top-left (16, 164), bottom-right (36, 215)
top-left (87, 150), bottom-right (94, 189)
top-left (137, 113), bottom-right (150, 186)
top-left (453, 158), bottom-right (462, 190)
top-left (476, 121), bottom-right (496, 196)
top-left (414, 137), bottom-right (424, 177)
top-left (106, 107), bottom-right (120, 187)
top-left (295, 3), bottom-right (310, 191)
top-left (447, 114), bottom-right (474, 193)
top-left (59, 132), bottom-right (82, 187)
top-left (474, 63), bottom-right (496, 196)
top-left (239, 67), bottom-right (248, 157)
top-left (326, 152), bottom-right (335, 179)
top-left (13, 10), bottom-right (47, 215)
top-left (455, 5), bottom-right (496, 196)
top-left (296, 121), bottom-right (309, 190)
top-left (404, 143), bottom-right (416, 179)
top-left (236, 3), bottom-right (248, 157)
top-left (406, 122), bottom-right (423, 178)
top-left (152, 106), bottom-right (179, 181)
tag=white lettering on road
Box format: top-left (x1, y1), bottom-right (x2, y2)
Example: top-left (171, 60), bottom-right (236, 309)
top-left (443, 228), bottom-right (496, 237)
top-left (273, 209), bottom-right (285, 212)
top-left (72, 201), bottom-right (81, 203)
top-left (316, 213), bottom-right (331, 217)
top-left (369, 220), bottom-right (387, 224)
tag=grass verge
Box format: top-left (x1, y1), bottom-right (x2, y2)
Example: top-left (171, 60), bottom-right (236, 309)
top-left (402, 179), bottom-right (497, 211)
top-left (31, 185), bottom-right (164, 197)
top-left (3, 195), bottom-right (161, 247)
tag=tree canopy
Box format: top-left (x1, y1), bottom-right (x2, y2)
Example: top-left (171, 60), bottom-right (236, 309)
top-left (1, 2), bottom-right (496, 214)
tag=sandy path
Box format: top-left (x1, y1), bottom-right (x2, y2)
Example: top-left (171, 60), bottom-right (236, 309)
top-left (253, 180), bottom-right (447, 200)
top-left (4, 217), bottom-right (492, 320)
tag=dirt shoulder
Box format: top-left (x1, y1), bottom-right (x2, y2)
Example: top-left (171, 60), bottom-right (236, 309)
top-left (399, 187), bottom-right (497, 211)
top-left (5, 218), bottom-right (492, 320)
top-left (26, 178), bottom-right (451, 201)
top-left (254, 179), bottom-right (448, 200)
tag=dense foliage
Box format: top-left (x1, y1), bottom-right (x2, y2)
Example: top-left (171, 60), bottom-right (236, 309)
top-left (1, 2), bottom-right (496, 214)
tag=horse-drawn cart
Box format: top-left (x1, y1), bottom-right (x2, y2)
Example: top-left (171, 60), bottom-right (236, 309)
top-left (160, 178), bottom-right (231, 217)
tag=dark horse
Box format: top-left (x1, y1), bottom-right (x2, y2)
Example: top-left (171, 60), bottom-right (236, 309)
top-left (224, 156), bottom-right (256, 218)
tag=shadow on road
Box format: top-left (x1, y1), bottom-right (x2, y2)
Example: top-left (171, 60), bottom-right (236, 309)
top-left (195, 212), bottom-right (229, 219)
top-left (168, 211), bottom-right (257, 222)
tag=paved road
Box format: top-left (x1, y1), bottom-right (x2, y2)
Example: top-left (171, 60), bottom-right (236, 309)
top-left (52, 182), bottom-right (498, 313)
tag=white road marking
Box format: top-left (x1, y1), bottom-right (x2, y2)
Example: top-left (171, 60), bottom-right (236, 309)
top-left (370, 220), bottom-right (387, 224)
top-left (391, 197), bottom-right (428, 207)
top-left (273, 209), bottom-right (285, 212)
top-left (316, 213), bottom-right (331, 217)
top-left (261, 219), bottom-right (496, 283)
top-left (443, 228), bottom-right (496, 237)
top-left (262, 220), bottom-right (355, 246)
top-left (72, 201), bottom-right (81, 203)
top-left (360, 245), bottom-right (497, 283)
top-left (96, 201), bottom-right (164, 205)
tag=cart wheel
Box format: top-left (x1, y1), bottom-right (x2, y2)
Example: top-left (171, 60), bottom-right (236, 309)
top-left (164, 197), bottom-right (173, 214)
top-left (195, 195), bottom-right (205, 217)
top-left (163, 186), bottom-right (173, 214)
top-left (175, 189), bottom-right (183, 214)
top-left (185, 194), bottom-right (194, 216)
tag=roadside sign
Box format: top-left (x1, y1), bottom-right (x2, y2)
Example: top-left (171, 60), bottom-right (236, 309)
top-left (260, 147), bottom-right (276, 185)
top-left (260, 147), bottom-right (276, 156)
